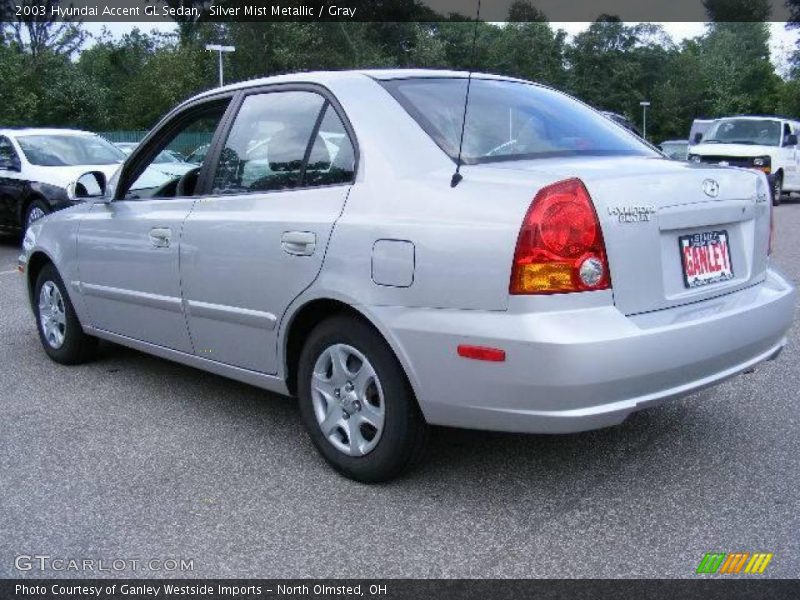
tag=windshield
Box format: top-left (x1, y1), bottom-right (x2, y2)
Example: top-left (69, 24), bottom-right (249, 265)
top-left (380, 78), bottom-right (656, 163)
top-left (17, 134), bottom-right (125, 166)
top-left (702, 119), bottom-right (781, 146)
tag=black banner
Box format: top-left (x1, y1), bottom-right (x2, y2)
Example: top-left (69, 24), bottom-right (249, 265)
top-left (3, 580), bottom-right (800, 600)
top-left (0, 0), bottom-right (795, 23)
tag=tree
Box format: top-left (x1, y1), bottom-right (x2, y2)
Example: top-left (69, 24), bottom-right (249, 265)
top-left (1, 0), bottom-right (87, 59)
top-left (697, 1), bottom-right (778, 115)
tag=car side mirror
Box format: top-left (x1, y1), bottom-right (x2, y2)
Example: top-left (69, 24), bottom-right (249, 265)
top-left (692, 132), bottom-right (703, 144)
top-left (786, 134), bottom-right (798, 146)
top-left (69, 171), bottom-right (107, 202)
top-left (0, 157), bottom-right (20, 172)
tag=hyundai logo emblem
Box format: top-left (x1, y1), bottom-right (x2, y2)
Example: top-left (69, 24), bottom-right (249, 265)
top-left (702, 179), bottom-right (719, 198)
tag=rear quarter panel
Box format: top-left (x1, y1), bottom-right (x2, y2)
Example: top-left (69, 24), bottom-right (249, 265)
top-left (310, 75), bottom-right (557, 312)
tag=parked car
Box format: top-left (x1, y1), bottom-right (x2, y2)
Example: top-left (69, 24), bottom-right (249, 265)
top-left (688, 115), bottom-right (800, 205)
top-left (600, 111), bottom-right (643, 137)
top-left (115, 142), bottom-right (197, 178)
top-left (0, 128), bottom-right (175, 235)
top-left (659, 139), bottom-right (689, 160)
top-left (20, 70), bottom-right (795, 482)
top-left (185, 143), bottom-right (210, 165)
top-left (0, 128), bottom-right (128, 234)
top-left (689, 118), bottom-right (714, 147)
top-left (115, 142), bottom-right (139, 156)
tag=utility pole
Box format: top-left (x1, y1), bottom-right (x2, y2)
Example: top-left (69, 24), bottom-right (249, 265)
top-left (205, 44), bottom-right (236, 87)
top-left (640, 101), bottom-right (651, 141)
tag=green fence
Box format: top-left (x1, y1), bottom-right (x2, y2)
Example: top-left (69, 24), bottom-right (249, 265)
top-left (98, 131), bottom-right (214, 159)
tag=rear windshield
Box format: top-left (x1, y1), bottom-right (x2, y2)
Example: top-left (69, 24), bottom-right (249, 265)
top-left (380, 78), bottom-right (655, 164)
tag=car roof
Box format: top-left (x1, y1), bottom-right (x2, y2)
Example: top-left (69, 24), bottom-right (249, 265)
top-left (0, 127), bottom-right (96, 137)
top-left (713, 115), bottom-right (789, 121)
top-left (660, 139), bottom-right (688, 144)
top-left (191, 68), bottom-right (530, 102)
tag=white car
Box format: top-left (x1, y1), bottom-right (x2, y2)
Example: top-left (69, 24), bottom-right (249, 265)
top-left (0, 128), bottom-right (175, 235)
top-left (19, 70), bottom-right (796, 482)
top-left (689, 115), bottom-right (800, 205)
top-left (0, 129), bottom-right (128, 233)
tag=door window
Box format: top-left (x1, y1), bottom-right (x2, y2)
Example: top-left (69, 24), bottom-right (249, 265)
top-left (211, 91), bottom-right (355, 195)
top-left (120, 101), bottom-right (229, 200)
top-left (304, 104), bottom-right (356, 187)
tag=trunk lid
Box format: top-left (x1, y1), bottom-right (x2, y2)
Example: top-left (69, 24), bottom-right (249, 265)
top-left (485, 156), bottom-right (771, 315)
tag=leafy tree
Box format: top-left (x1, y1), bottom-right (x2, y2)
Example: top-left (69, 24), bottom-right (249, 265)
top-left (1, 0), bottom-right (86, 59)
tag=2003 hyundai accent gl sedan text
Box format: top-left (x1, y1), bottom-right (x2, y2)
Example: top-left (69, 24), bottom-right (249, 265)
top-left (19, 70), bottom-right (796, 482)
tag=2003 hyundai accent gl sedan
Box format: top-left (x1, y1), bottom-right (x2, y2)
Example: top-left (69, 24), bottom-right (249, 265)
top-left (19, 70), bottom-right (796, 482)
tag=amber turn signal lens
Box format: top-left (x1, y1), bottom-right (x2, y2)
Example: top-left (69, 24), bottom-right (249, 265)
top-left (514, 262), bottom-right (573, 293)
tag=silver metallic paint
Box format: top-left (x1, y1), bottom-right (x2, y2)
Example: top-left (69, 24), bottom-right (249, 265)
top-left (20, 70), bottom-right (796, 435)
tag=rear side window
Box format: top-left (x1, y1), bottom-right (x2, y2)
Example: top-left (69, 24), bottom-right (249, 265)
top-left (380, 78), bottom-right (655, 164)
top-left (211, 91), bottom-right (355, 195)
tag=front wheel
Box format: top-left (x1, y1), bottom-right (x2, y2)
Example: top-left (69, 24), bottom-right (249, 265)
top-left (772, 173), bottom-right (783, 206)
top-left (297, 315), bottom-right (428, 483)
top-left (25, 199), bottom-right (50, 231)
top-left (33, 263), bottom-right (97, 364)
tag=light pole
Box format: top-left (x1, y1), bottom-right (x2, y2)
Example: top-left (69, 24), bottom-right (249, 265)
top-left (205, 44), bottom-right (236, 87)
top-left (640, 101), bottom-right (650, 141)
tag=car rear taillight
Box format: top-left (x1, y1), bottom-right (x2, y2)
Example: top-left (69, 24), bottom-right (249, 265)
top-left (510, 178), bottom-right (611, 295)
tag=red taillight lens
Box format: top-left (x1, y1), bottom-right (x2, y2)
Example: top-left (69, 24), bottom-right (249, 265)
top-left (510, 178), bottom-right (611, 295)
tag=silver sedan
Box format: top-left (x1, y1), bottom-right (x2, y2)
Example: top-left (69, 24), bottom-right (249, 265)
top-left (19, 70), bottom-right (796, 482)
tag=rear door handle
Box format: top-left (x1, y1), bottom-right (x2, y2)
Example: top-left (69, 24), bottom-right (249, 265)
top-left (149, 227), bottom-right (172, 248)
top-left (281, 231), bottom-right (316, 256)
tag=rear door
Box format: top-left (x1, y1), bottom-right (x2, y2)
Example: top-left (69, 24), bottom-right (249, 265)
top-left (180, 86), bottom-right (356, 374)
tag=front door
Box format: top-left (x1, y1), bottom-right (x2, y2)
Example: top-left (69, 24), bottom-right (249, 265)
top-left (180, 88), bottom-right (356, 373)
top-left (76, 98), bottom-right (232, 352)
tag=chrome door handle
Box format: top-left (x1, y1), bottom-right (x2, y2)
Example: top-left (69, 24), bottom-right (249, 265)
top-left (149, 227), bottom-right (172, 248)
top-left (281, 231), bottom-right (316, 256)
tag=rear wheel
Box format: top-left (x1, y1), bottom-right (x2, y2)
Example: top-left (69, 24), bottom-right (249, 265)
top-left (772, 173), bottom-right (783, 206)
top-left (25, 199), bottom-right (49, 231)
top-left (297, 315), bottom-right (428, 483)
top-left (33, 263), bottom-right (97, 364)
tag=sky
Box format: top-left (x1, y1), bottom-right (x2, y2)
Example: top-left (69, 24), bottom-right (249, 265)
top-left (83, 21), bottom-right (800, 76)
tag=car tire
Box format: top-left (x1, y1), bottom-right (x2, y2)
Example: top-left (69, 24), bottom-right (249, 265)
top-left (772, 173), bottom-right (783, 206)
top-left (297, 315), bottom-right (428, 483)
top-left (25, 198), bottom-right (50, 231)
top-left (33, 263), bottom-right (97, 365)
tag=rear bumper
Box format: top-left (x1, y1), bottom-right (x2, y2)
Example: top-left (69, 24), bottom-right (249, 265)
top-left (368, 268), bottom-right (795, 434)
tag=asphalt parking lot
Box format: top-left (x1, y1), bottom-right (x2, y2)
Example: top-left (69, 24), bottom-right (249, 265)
top-left (1, 203), bottom-right (799, 580)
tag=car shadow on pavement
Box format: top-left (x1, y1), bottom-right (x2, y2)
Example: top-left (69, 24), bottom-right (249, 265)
top-left (91, 339), bottom-right (721, 494)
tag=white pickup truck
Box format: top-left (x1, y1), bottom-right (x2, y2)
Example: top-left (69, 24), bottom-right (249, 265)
top-left (688, 115), bottom-right (800, 205)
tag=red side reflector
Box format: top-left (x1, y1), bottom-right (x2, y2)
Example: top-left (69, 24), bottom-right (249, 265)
top-left (457, 345), bottom-right (506, 362)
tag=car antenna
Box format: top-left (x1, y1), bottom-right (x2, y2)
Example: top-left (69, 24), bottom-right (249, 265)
top-left (451, 0), bottom-right (482, 188)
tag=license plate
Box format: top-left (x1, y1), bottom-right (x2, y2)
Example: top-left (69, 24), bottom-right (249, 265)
top-left (679, 230), bottom-right (734, 289)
